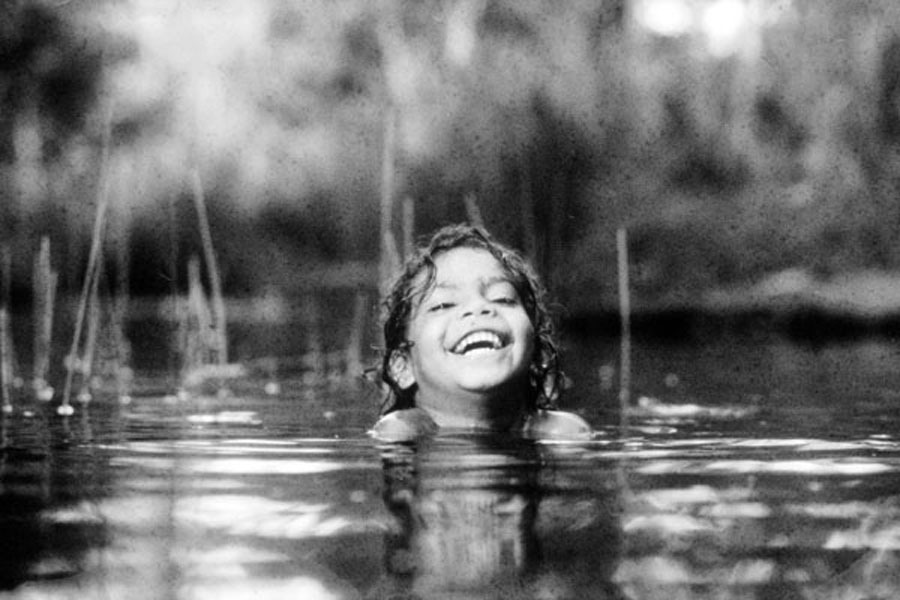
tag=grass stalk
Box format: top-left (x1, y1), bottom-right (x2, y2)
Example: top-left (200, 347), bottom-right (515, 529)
top-left (617, 227), bottom-right (632, 421)
top-left (190, 169), bottom-right (227, 365)
top-left (32, 236), bottom-right (57, 397)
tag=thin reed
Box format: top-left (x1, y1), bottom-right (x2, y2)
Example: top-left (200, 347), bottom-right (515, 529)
top-left (463, 193), bottom-right (485, 228)
top-left (345, 291), bottom-right (368, 379)
top-left (182, 255), bottom-right (215, 377)
top-left (379, 106), bottom-right (400, 295)
top-left (76, 259), bottom-right (103, 402)
top-left (1, 246), bottom-right (12, 413)
top-left (0, 309), bottom-right (10, 414)
top-left (190, 169), bottom-right (227, 365)
top-left (61, 106), bottom-right (113, 414)
top-left (616, 227), bottom-right (632, 418)
top-left (111, 217), bottom-right (132, 401)
top-left (402, 196), bottom-right (415, 260)
top-left (61, 195), bottom-right (107, 413)
top-left (32, 237), bottom-right (57, 397)
top-left (519, 169), bottom-right (537, 263)
top-left (615, 227), bottom-right (636, 505)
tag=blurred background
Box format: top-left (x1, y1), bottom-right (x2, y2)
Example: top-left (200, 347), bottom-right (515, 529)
top-left (4, 0), bottom-right (900, 321)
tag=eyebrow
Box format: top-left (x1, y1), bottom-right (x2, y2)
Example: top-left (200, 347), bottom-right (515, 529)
top-left (433, 275), bottom-right (512, 290)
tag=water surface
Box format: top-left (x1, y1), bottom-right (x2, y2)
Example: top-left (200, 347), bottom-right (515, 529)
top-left (2, 329), bottom-right (900, 599)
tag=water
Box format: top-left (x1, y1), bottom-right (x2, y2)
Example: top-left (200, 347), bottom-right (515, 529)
top-left (2, 327), bottom-right (900, 599)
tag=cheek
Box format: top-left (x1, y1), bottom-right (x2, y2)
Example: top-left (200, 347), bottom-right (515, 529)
top-left (407, 315), bottom-right (445, 350)
top-left (513, 317), bottom-right (536, 358)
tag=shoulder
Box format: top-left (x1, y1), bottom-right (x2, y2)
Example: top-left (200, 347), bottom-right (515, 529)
top-left (369, 408), bottom-right (439, 442)
top-left (522, 409), bottom-right (593, 440)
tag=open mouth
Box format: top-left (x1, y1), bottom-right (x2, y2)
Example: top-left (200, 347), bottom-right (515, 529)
top-left (450, 330), bottom-right (508, 355)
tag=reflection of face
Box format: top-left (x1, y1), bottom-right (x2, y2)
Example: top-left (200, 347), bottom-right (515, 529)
top-left (399, 248), bottom-right (535, 426)
top-left (378, 439), bottom-right (624, 599)
top-left (379, 438), bottom-right (541, 591)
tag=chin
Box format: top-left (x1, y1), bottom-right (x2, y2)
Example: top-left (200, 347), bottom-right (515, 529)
top-left (458, 375), bottom-right (524, 396)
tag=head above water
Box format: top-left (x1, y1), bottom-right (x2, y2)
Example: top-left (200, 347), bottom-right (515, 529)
top-left (380, 224), bottom-right (561, 417)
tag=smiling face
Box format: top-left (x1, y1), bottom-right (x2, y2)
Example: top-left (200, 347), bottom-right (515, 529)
top-left (392, 247), bottom-right (535, 429)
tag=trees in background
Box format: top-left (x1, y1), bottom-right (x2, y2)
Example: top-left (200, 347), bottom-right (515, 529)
top-left (3, 0), bottom-right (900, 307)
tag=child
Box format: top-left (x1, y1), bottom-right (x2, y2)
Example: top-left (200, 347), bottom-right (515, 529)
top-left (370, 224), bottom-right (592, 441)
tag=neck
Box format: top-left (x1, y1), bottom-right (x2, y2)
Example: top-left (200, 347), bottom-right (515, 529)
top-left (416, 385), bottom-right (529, 432)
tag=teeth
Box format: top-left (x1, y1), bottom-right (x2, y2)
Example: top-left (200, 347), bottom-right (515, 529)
top-left (452, 331), bottom-right (503, 354)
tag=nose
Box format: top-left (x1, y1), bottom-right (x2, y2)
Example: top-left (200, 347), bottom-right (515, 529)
top-left (462, 296), bottom-right (495, 318)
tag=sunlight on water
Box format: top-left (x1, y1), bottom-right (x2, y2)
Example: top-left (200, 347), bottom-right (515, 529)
top-left (4, 334), bottom-right (900, 598)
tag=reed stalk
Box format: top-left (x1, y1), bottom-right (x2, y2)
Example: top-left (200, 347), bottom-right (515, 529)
top-left (306, 295), bottom-right (324, 378)
top-left (519, 169), bottom-right (537, 264)
top-left (345, 291), bottom-right (368, 380)
top-left (190, 169), bottom-right (227, 365)
top-left (76, 257), bottom-right (103, 403)
top-left (167, 194), bottom-right (180, 382)
top-left (60, 213), bottom-right (105, 414)
top-left (616, 227), bottom-right (632, 420)
top-left (381, 230), bottom-right (402, 298)
top-left (615, 228), bottom-right (638, 506)
top-left (61, 160), bottom-right (111, 415)
top-left (60, 105), bottom-right (114, 415)
top-left (185, 255), bottom-right (213, 375)
top-left (402, 196), bottom-right (414, 260)
top-left (1, 309), bottom-right (11, 414)
top-left (463, 193), bottom-right (485, 228)
top-left (1, 247), bottom-right (11, 414)
top-left (112, 212), bottom-right (132, 401)
top-left (379, 106), bottom-right (399, 296)
top-left (32, 236), bottom-right (57, 398)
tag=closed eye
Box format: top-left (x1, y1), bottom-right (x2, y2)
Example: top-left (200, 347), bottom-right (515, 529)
top-left (428, 302), bottom-right (455, 312)
top-left (485, 281), bottom-right (519, 306)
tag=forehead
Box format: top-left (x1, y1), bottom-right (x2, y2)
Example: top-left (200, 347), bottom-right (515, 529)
top-left (431, 247), bottom-right (508, 283)
top-left (408, 247), bottom-right (509, 300)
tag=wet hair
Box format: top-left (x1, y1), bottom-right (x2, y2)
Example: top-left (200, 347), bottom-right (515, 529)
top-left (380, 223), bottom-right (562, 414)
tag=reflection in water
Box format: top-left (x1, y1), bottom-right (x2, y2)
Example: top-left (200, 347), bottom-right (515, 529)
top-left (372, 436), bottom-right (626, 599)
top-left (611, 435), bottom-right (900, 600)
top-left (4, 365), bottom-right (900, 598)
top-left (0, 407), bottom-right (111, 592)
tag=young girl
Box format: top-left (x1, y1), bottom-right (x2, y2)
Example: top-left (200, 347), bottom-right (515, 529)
top-left (370, 224), bottom-right (592, 441)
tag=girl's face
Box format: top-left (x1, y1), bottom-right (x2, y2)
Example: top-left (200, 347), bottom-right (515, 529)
top-left (394, 247), bottom-right (535, 425)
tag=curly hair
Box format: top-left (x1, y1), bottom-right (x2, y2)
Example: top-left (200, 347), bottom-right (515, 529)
top-left (379, 224), bottom-right (562, 414)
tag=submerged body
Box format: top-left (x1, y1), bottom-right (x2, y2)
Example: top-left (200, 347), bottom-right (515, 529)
top-left (370, 406), bottom-right (592, 442)
top-left (369, 435), bottom-right (623, 600)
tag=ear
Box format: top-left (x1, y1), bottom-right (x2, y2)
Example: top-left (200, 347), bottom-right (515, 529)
top-left (388, 351), bottom-right (416, 390)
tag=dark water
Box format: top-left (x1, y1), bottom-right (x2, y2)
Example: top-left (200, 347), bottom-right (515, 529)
top-left (2, 328), bottom-right (900, 599)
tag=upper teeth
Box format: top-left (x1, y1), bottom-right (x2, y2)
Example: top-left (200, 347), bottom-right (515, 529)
top-left (452, 331), bottom-right (502, 354)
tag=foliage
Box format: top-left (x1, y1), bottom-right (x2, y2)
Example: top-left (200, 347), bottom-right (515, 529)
top-left (3, 1), bottom-right (900, 309)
